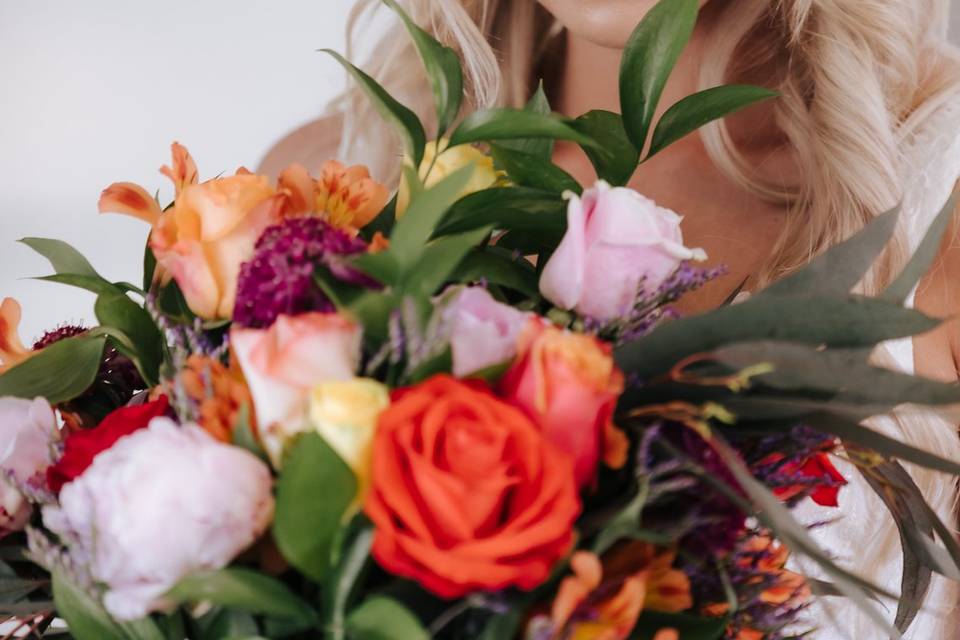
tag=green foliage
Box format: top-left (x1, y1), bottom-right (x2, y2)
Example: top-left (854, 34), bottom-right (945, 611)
top-left (0, 334), bottom-right (105, 404)
top-left (489, 143), bottom-right (581, 194)
top-left (94, 291), bottom-right (163, 385)
top-left (619, 0), bottom-right (699, 151)
top-left (344, 597), bottom-right (429, 640)
top-left (448, 108), bottom-right (601, 150)
top-left (20, 237), bottom-right (100, 278)
top-left (166, 568), bottom-right (318, 626)
top-left (322, 49), bottom-right (427, 168)
top-left (382, 0), bottom-right (463, 136)
top-left (647, 85), bottom-right (779, 159)
top-left (324, 521), bottom-right (374, 640)
top-left (573, 110), bottom-right (639, 186)
top-left (434, 186), bottom-right (566, 237)
top-left (497, 82), bottom-right (555, 160)
top-left (273, 433), bottom-right (358, 583)
top-left (52, 571), bottom-right (164, 640)
top-left (885, 194), bottom-right (957, 302)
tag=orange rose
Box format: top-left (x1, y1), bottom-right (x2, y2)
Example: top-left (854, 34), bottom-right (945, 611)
top-left (500, 320), bottom-right (627, 488)
top-left (364, 375), bottom-right (580, 598)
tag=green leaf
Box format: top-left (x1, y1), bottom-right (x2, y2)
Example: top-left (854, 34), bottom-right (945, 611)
top-left (448, 108), bottom-right (602, 150)
top-left (346, 291), bottom-right (398, 342)
top-left (762, 207), bottom-right (900, 298)
top-left (166, 568), bottom-right (318, 625)
top-left (19, 237), bottom-right (100, 278)
top-left (615, 295), bottom-right (938, 386)
top-left (0, 577), bottom-right (45, 604)
top-left (231, 404), bottom-right (268, 464)
top-left (435, 186), bottom-right (565, 237)
top-left (273, 433), bottom-right (357, 583)
top-left (322, 48), bottom-right (427, 168)
top-left (498, 82), bottom-right (555, 160)
top-left (630, 610), bottom-right (727, 639)
top-left (489, 144), bottom-right (581, 194)
top-left (592, 480), bottom-right (672, 554)
top-left (352, 251), bottom-right (402, 287)
top-left (453, 248), bottom-right (540, 298)
top-left (95, 291), bottom-right (163, 386)
top-left (381, 0), bottom-right (463, 136)
top-left (573, 110), bottom-right (639, 186)
top-left (143, 240), bottom-right (157, 292)
top-left (647, 85), bottom-right (779, 159)
top-left (0, 335), bottom-right (105, 404)
top-left (619, 0), bottom-right (699, 150)
top-left (344, 597), bottom-right (429, 640)
top-left (390, 165), bottom-right (476, 269)
top-left (885, 193), bottom-right (957, 303)
top-left (33, 273), bottom-right (123, 297)
top-left (52, 570), bottom-right (164, 640)
top-left (402, 226), bottom-right (493, 297)
top-left (192, 607), bottom-right (260, 640)
top-left (805, 413), bottom-right (960, 476)
top-left (324, 522), bottom-right (374, 640)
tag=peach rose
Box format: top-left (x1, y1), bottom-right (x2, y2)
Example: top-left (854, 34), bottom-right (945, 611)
top-left (365, 375), bottom-right (580, 598)
top-left (500, 320), bottom-right (627, 488)
top-left (231, 313), bottom-right (361, 466)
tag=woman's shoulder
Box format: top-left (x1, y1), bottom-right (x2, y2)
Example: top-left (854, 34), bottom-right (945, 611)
top-left (258, 112), bottom-right (344, 178)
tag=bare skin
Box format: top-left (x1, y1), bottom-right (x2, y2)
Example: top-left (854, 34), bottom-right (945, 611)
top-left (260, 1), bottom-right (960, 382)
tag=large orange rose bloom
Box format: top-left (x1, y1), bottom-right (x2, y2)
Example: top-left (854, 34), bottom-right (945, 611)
top-left (365, 375), bottom-right (581, 598)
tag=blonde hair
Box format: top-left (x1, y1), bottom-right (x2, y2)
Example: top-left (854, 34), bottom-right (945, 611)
top-left (329, 1), bottom-right (960, 634)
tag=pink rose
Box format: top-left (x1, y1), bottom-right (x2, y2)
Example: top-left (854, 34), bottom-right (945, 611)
top-left (440, 287), bottom-right (531, 378)
top-left (0, 397), bottom-right (58, 536)
top-left (499, 321), bottom-right (627, 488)
top-left (539, 181), bottom-right (706, 322)
top-left (41, 419), bottom-right (274, 621)
top-left (231, 312), bottom-right (361, 465)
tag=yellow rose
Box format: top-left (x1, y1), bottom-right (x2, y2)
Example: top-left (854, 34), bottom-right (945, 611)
top-left (396, 139), bottom-right (500, 217)
top-left (309, 378), bottom-right (390, 491)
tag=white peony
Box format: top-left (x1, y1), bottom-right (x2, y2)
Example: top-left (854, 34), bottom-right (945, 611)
top-left (42, 418), bottom-right (274, 621)
top-left (0, 396), bottom-right (58, 536)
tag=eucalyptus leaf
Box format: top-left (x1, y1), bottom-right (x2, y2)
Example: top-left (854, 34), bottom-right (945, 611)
top-left (166, 568), bottom-right (318, 625)
top-left (885, 193), bottom-right (957, 303)
top-left (273, 433), bottom-right (357, 583)
top-left (489, 143), bottom-right (581, 194)
top-left (448, 108), bottom-right (601, 150)
top-left (0, 334), bottom-right (105, 404)
top-left (619, 0), bottom-right (699, 150)
top-left (761, 207), bottom-right (900, 298)
top-left (573, 110), bottom-right (639, 185)
top-left (322, 49), bottom-right (427, 168)
top-left (647, 85), bottom-right (779, 159)
top-left (615, 295), bottom-right (938, 386)
top-left (382, 0), bottom-right (462, 135)
top-left (344, 597), bottom-right (429, 640)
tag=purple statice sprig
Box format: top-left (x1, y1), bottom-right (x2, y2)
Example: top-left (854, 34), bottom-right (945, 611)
top-left (587, 261), bottom-right (728, 344)
top-left (233, 217), bottom-right (375, 329)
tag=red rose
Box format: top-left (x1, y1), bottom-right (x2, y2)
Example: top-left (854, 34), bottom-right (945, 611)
top-left (47, 396), bottom-right (169, 494)
top-left (364, 375), bottom-right (580, 598)
top-left (770, 452), bottom-right (847, 508)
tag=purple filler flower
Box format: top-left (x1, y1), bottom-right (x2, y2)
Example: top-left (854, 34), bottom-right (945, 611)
top-left (233, 217), bottom-right (373, 328)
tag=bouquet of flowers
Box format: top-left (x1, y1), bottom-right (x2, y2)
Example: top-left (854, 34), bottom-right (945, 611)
top-left (1, 1), bottom-right (959, 638)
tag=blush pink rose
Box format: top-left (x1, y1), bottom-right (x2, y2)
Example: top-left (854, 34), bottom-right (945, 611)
top-left (231, 312), bottom-right (362, 465)
top-left (41, 419), bottom-right (274, 621)
top-left (440, 287), bottom-right (532, 378)
top-left (539, 181), bottom-right (706, 322)
top-left (0, 397), bottom-right (58, 536)
top-left (499, 321), bottom-right (627, 488)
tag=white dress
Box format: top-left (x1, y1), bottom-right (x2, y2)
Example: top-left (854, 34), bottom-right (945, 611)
top-left (791, 89), bottom-right (960, 639)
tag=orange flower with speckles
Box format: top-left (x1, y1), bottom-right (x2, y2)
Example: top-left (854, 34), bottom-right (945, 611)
top-left (178, 355), bottom-right (254, 442)
top-left (314, 160), bottom-right (389, 231)
top-left (537, 542), bottom-right (693, 640)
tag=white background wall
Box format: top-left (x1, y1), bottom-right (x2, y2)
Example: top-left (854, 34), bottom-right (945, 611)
top-left (0, 1), bottom-right (351, 340)
top-left (1, 2), bottom-right (959, 341)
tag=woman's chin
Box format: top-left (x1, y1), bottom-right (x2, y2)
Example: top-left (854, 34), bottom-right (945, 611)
top-left (538, 0), bottom-right (712, 49)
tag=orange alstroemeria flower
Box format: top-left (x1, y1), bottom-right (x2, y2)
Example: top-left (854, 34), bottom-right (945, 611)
top-left (99, 144), bottom-right (388, 321)
top-left (542, 543), bottom-right (693, 640)
top-left (177, 354), bottom-right (254, 442)
top-left (0, 298), bottom-right (34, 373)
